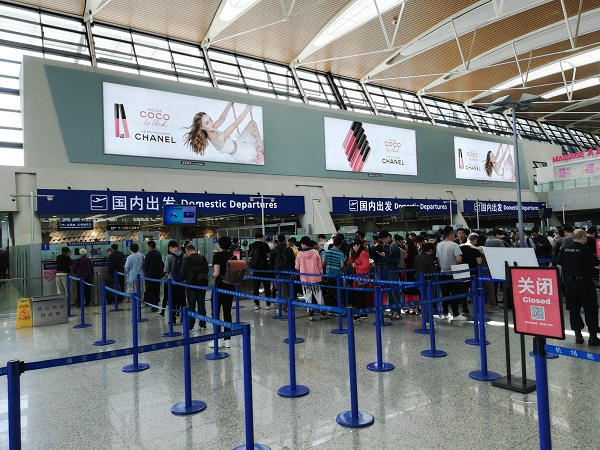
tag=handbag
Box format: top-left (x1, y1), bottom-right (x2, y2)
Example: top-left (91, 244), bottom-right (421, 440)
top-left (223, 258), bottom-right (248, 285)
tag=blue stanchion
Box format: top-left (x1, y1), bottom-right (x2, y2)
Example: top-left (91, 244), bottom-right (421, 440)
top-left (414, 274), bottom-right (428, 335)
top-left (374, 269), bottom-right (392, 327)
top-left (205, 286), bottom-right (229, 361)
top-left (331, 274), bottom-right (347, 335)
top-left (162, 279), bottom-right (182, 338)
top-left (233, 324), bottom-right (271, 450)
top-left (283, 297), bottom-right (305, 345)
top-left (7, 360), bottom-right (21, 450)
top-left (172, 308), bottom-right (207, 416)
top-left (367, 286), bottom-right (394, 372)
top-left (110, 272), bottom-right (124, 312)
top-left (272, 277), bottom-right (288, 320)
top-left (533, 337), bottom-right (552, 449)
top-left (66, 275), bottom-right (76, 318)
top-left (94, 286), bottom-right (116, 347)
top-left (469, 286), bottom-right (500, 382)
top-left (421, 282), bottom-right (446, 358)
top-left (336, 307), bottom-right (375, 429)
top-left (278, 297), bottom-right (310, 398)
top-left (136, 274), bottom-right (148, 323)
top-left (233, 285), bottom-right (249, 325)
top-left (465, 277), bottom-right (489, 346)
top-left (123, 294), bottom-right (149, 373)
top-left (73, 278), bottom-right (92, 329)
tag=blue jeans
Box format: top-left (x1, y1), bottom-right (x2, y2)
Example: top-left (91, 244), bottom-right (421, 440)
top-left (186, 285), bottom-right (207, 329)
top-left (382, 269), bottom-right (401, 305)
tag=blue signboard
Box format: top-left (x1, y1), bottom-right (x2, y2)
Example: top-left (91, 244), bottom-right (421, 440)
top-left (36, 189), bottom-right (305, 216)
top-left (331, 197), bottom-right (457, 216)
top-left (463, 200), bottom-right (545, 216)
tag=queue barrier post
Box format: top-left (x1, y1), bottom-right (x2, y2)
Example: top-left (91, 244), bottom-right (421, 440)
top-left (278, 297), bottom-right (310, 398)
top-left (205, 286), bottom-right (229, 361)
top-left (172, 308), bottom-right (207, 415)
top-left (466, 276), bottom-right (485, 346)
top-left (367, 285), bottom-right (394, 372)
top-left (421, 282), bottom-right (446, 358)
top-left (233, 324), bottom-right (271, 450)
top-left (162, 279), bottom-right (181, 338)
top-left (469, 286), bottom-right (500, 382)
top-left (331, 273), bottom-right (347, 335)
top-left (94, 286), bottom-right (116, 346)
top-left (272, 275), bottom-right (287, 320)
top-left (122, 294), bottom-right (150, 373)
top-left (136, 274), bottom-right (147, 323)
top-left (375, 270), bottom-right (391, 327)
top-left (414, 274), bottom-right (428, 334)
top-left (336, 306), bottom-right (375, 429)
top-left (73, 278), bottom-right (92, 329)
top-left (7, 360), bottom-right (22, 450)
top-left (66, 275), bottom-right (76, 318)
top-left (110, 272), bottom-right (123, 312)
top-left (283, 284), bottom-right (304, 344)
top-left (533, 336), bottom-right (552, 449)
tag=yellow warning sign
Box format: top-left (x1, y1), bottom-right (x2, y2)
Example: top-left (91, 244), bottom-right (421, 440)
top-left (16, 297), bottom-right (32, 329)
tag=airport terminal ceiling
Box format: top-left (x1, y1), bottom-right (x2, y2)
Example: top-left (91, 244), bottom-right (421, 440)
top-left (11, 0), bottom-right (600, 132)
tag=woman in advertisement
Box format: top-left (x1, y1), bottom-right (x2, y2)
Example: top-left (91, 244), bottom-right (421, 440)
top-left (484, 143), bottom-right (515, 181)
top-left (184, 102), bottom-right (264, 164)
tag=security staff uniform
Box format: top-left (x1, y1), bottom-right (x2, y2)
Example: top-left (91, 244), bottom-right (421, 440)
top-left (557, 241), bottom-right (600, 345)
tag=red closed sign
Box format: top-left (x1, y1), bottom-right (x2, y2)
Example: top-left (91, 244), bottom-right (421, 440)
top-left (510, 267), bottom-right (565, 340)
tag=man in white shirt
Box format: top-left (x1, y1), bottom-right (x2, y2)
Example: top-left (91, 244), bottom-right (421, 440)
top-left (436, 226), bottom-right (467, 320)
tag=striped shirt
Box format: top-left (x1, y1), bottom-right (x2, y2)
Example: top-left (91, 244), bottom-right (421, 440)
top-left (323, 247), bottom-right (345, 275)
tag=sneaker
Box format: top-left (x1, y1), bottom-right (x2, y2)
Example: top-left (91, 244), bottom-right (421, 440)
top-left (254, 304), bottom-right (261, 310)
top-left (208, 339), bottom-right (223, 348)
top-left (360, 314), bottom-right (368, 320)
top-left (151, 307), bottom-right (158, 312)
top-left (353, 315), bottom-right (361, 323)
top-left (199, 326), bottom-right (207, 332)
top-left (391, 313), bottom-right (402, 320)
top-left (224, 340), bottom-right (231, 348)
top-left (265, 304), bottom-right (276, 310)
top-left (320, 312), bottom-right (330, 320)
top-left (307, 316), bottom-right (315, 321)
top-left (575, 331), bottom-right (585, 344)
top-left (453, 314), bottom-right (468, 321)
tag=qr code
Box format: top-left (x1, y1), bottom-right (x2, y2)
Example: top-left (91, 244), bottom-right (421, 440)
top-left (531, 306), bottom-right (545, 321)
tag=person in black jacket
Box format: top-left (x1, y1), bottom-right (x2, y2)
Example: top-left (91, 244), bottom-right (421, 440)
top-left (143, 240), bottom-right (163, 312)
top-left (269, 233), bottom-right (296, 305)
top-left (248, 232), bottom-right (272, 310)
top-left (181, 244), bottom-right (209, 331)
top-left (55, 247), bottom-right (72, 296)
top-left (107, 243), bottom-right (125, 292)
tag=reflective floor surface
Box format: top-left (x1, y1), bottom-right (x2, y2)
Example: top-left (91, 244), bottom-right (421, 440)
top-left (0, 281), bottom-right (598, 449)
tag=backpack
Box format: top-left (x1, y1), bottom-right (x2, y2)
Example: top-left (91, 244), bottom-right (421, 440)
top-left (190, 254), bottom-right (209, 285)
top-left (223, 254), bottom-right (247, 285)
top-left (148, 254), bottom-right (164, 279)
top-left (248, 246), bottom-right (263, 269)
top-left (273, 247), bottom-right (291, 271)
top-left (171, 253), bottom-right (184, 282)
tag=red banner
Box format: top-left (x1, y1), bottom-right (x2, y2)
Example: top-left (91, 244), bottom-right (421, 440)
top-left (510, 267), bottom-right (565, 340)
top-left (596, 238), bottom-right (600, 258)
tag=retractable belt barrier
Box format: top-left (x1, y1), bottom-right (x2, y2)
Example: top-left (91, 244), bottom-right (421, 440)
top-left (1, 291), bottom-right (268, 450)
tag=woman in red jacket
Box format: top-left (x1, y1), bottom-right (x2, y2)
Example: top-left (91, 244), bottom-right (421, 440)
top-left (348, 239), bottom-right (370, 322)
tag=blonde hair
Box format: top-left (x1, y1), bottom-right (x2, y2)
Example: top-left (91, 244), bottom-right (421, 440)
top-left (183, 112), bottom-right (208, 156)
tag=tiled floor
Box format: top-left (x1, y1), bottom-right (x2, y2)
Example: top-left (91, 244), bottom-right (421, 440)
top-left (0, 280), bottom-right (598, 449)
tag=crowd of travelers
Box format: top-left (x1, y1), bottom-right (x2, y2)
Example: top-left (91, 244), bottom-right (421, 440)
top-left (53, 223), bottom-right (600, 347)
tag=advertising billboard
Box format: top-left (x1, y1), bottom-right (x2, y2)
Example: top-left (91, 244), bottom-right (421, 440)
top-left (324, 117), bottom-right (417, 175)
top-left (163, 205), bottom-right (197, 225)
top-left (454, 136), bottom-right (515, 183)
top-left (102, 82), bottom-right (265, 165)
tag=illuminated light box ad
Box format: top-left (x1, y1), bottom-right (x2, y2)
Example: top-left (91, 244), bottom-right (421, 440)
top-left (510, 267), bottom-right (564, 340)
top-left (163, 205), bottom-right (197, 225)
top-left (454, 136), bottom-right (515, 183)
top-left (102, 82), bottom-right (265, 165)
top-left (324, 117), bottom-right (417, 175)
